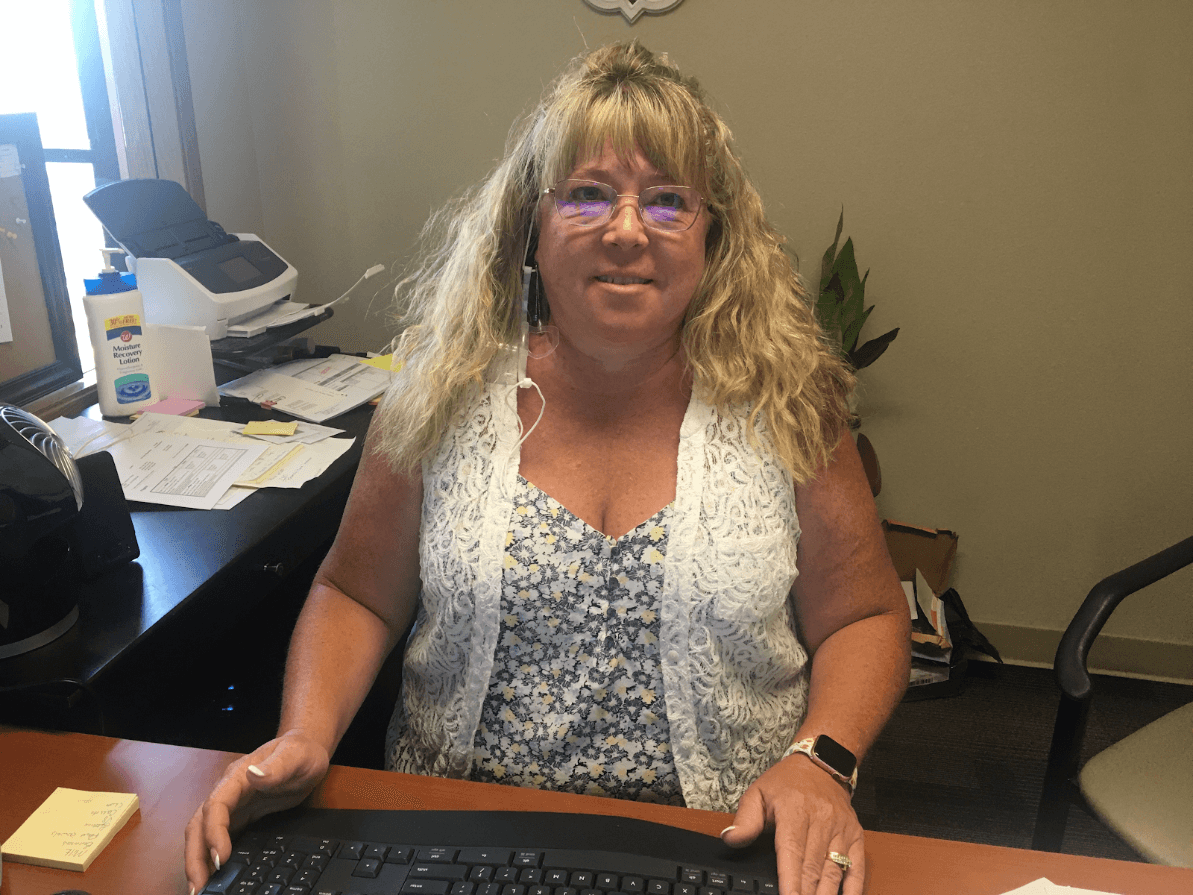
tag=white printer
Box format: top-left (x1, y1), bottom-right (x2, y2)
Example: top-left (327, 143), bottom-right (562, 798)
top-left (83, 179), bottom-right (298, 340)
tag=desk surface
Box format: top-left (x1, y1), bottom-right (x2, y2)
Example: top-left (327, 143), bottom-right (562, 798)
top-left (1, 728), bottom-right (1190, 895)
top-left (0, 403), bottom-right (373, 701)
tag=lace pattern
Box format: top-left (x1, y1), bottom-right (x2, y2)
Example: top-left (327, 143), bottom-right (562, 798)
top-left (386, 353), bottom-right (809, 810)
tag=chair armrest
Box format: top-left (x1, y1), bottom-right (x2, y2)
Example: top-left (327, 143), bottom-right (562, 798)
top-left (1055, 534), bottom-right (1193, 702)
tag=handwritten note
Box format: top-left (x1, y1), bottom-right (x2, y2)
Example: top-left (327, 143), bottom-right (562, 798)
top-left (1, 788), bottom-right (139, 871)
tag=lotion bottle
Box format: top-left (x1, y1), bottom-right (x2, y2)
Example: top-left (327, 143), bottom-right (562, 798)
top-left (84, 248), bottom-right (155, 416)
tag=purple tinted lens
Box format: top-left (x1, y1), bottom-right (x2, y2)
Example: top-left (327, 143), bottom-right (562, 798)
top-left (645, 206), bottom-right (682, 224)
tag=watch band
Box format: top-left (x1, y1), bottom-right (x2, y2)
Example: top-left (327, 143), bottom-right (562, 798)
top-left (782, 735), bottom-right (859, 795)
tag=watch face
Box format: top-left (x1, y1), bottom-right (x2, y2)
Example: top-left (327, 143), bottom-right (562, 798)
top-left (814, 735), bottom-right (858, 778)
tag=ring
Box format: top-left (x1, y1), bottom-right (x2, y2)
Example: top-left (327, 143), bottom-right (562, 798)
top-left (827, 851), bottom-right (852, 871)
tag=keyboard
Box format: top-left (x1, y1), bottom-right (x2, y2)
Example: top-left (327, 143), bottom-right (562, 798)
top-left (198, 809), bottom-right (780, 895)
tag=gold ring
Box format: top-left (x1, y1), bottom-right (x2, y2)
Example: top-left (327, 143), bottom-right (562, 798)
top-left (828, 851), bottom-right (852, 871)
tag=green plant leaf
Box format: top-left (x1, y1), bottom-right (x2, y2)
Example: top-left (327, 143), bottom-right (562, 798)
top-left (848, 327), bottom-right (899, 370)
top-left (841, 304), bottom-right (874, 353)
top-left (819, 209), bottom-right (845, 294)
top-left (833, 238), bottom-right (863, 295)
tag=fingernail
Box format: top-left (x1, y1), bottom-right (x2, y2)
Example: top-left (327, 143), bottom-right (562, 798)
top-left (719, 825), bottom-right (736, 838)
top-left (211, 847), bottom-right (221, 871)
top-left (189, 887), bottom-right (196, 895)
top-left (248, 764), bottom-right (265, 777)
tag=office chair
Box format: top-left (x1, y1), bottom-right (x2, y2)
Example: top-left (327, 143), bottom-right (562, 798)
top-left (1032, 533), bottom-right (1193, 865)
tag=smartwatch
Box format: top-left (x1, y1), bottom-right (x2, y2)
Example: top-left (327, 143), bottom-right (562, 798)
top-left (782, 735), bottom-right (858, 795)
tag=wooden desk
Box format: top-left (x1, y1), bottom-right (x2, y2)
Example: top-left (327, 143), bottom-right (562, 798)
top-left (0, 403), bottom-right (374, 737)
top-left (2, 728), bottom-right (1190, 895)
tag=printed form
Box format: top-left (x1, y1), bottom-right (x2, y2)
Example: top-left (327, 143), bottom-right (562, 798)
top-left (106, 432), bottom-right (267, 510)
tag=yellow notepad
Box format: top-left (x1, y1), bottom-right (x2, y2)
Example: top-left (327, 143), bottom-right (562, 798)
top-left (1, 788), bottom-right (139, 871)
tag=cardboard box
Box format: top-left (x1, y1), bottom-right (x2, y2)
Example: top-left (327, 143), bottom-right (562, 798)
top-left (882, 520), bottom-right (967, 699)
top-left (882, 519), bottom-right (958, 595)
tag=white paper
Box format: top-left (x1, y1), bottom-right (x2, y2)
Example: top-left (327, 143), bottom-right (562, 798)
top-left (0, 144), bottom-right (19, 178)
top-left (0, 253), bottom-right (12, 344)
top-left (225, 299), bottom-right (324, 337)
top-left (219, 354), bottom-right (391, 423)
top-left (241, 421), bottom-right (344, 445)
top-left (54, 413), bottom-right (353, 500)
top-left (236, 436), bottom-right (355, 489)
top-left (146, 323), bottom-right (220, 405)
top-left (49, 416), bottom-right (134, 457)
top-left (999, 880), bottom-right (1124, 895)
top-left (106, 432), bottom-right (267, 510)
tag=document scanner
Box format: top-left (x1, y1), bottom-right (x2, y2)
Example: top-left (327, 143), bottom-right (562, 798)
top-left (83, 179), bottom-right (298, 339)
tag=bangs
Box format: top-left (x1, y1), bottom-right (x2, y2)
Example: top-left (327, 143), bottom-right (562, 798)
top-left (541, 79), bottom-right (712, 196)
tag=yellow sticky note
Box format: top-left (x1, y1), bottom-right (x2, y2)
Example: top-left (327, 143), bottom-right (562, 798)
top-left (1, 787), bottom-right (139, 871)
top-left (243, 420), bottom-right (298, 436)
top-left (358, 353), bottom-right (402, 371)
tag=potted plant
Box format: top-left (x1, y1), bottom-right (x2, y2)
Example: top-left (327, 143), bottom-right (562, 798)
top-left (815, 210), bottom-right (899, 373)
top-left (813, 210), bottom-right (898, 494)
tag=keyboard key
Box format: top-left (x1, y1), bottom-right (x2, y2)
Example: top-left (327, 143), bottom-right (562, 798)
top-left (699, 888), bottom-right (724, 895)
top-left (404, 881), bottom-right (452, 895)
top-left (570, 872), bottom-right (594, 889)
top-left (706, 875), bottom-right (728, 890)
top-left (471, 865), bottom-right (495, 882)
top-left (339, 842), bottom-right (365, 861)
top-left (366, 844), bottom-right (390, 861)
top-left (676, 884), bottom-right (697, 895)
top-left (647, 881), bottom-right (671, 895)
top-left (502, 885), bottom-right (527, 895)
top-left (514, 851), bottom-right (543, 868)
top-left (297, 868), bottom-right (322, 887)
top-left (621, 878), bottom-right (645, 894)
top-left (477, 883), bottom-right (504, 895)
top-left (303, 855), bottom-right (329, 872)
top-left (387, 847), bottom-right (416, 864)
top-left (452, 883), bottom-right (478, 895)
top-left (520, 869), bottom-right (544, 884)
top-left (267, 867), bottom-right (294, 886)
top-left (759, 884), bottom-right (777, 895)
top-left (494, 867), bottom-right (520, 884)
top-left (284, 886), bottom-right (310, 895)
top-left (353, 857), bottom-right (382, 879)
top-left (544, 870), bottom-right (570, 887)
top-left (528, 886), bottom-right (553, 895)
top-left (680, 871), bottom-right (703, 886)
top-left (412, 863), bottom-right (469, 881)
top-left (597, 874), bottom-right (620, 890)
top-left (199, 861), bottom-right (246, 894)
top-left (731, 878), bottom-right (754, 892)
top-left (419, 847), bottom-right (457, 862)
top-left (459, 848), bottom-right (513, 865)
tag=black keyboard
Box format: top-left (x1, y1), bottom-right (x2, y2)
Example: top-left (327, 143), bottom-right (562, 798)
top-left (199, 810), bottom-right (779, 895)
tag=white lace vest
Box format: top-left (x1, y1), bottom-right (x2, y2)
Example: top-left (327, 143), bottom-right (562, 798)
top-left (386, 356), bottom-right (810, 811)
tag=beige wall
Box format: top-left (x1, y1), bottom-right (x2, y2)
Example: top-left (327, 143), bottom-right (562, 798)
top-left (181, 0), bottom-right (1193, 679)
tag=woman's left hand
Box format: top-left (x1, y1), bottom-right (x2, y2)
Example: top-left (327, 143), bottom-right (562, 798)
top-left (721, 754), bottom-right (864, 895)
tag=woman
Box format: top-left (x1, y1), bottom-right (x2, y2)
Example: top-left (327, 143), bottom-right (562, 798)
top-left (186, 41), bottom-right (909, 895)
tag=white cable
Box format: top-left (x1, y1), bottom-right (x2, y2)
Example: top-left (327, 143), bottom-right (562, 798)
top-left (510, 376), bottom-right (546, 453)
top-left (326, 263), bottom-right (387, 308)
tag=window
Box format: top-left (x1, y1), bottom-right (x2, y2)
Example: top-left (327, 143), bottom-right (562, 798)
top-left (1, 0), bottom-right (120, 377)
top-left (1, 0), bottom-right (202, 416)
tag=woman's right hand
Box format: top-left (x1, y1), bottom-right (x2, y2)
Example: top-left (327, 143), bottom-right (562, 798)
top-left (184, 730), bottom-right (330, 894)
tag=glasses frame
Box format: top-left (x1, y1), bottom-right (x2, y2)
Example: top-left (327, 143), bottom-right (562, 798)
top-left (542, 179), bottom-right (706, 232)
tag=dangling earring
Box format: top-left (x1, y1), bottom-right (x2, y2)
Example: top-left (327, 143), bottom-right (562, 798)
top-left (524, 265), bottom-right (559, 359)
top-left (520, 203), bottom-right (558, 360)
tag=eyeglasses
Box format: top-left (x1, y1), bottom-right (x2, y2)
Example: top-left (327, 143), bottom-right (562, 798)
top-left (543, 179), bottom-right (705, 232)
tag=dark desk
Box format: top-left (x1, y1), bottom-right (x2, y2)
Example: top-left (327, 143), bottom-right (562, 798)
top-left (0, 402), bottom-right (375, 741)
top-left (3, 728), bottom-right (1192, 895)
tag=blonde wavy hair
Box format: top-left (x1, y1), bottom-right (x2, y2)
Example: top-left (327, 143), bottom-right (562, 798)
top-left (375, 41), bottom-right (854, 484)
